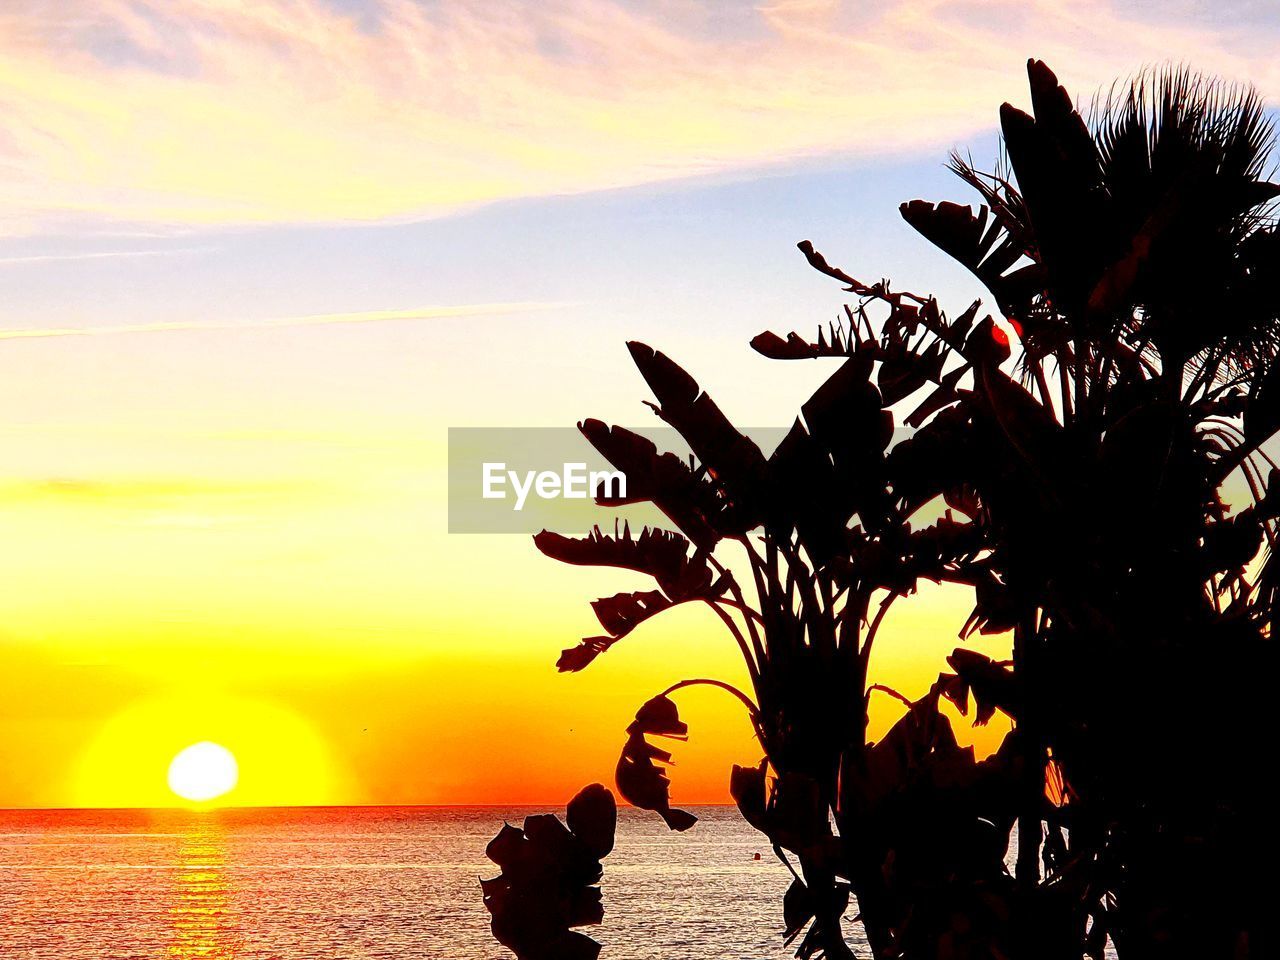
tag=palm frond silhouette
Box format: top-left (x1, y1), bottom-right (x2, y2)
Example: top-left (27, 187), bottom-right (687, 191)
top-left (487, 60), bottom-right (1280, 959)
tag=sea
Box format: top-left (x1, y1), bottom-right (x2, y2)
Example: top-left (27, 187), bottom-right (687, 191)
top-left (0, 805), bottom-right (828, 959)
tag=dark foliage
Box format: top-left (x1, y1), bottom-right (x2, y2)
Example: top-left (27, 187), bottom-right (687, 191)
top-left (482, 784), bottom-right (617, 960)
top-left (501, 60), bottom-right (1280, 959)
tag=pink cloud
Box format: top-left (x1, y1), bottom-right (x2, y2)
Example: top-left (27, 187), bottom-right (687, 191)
top-left (0, 0), bottom-right (1276, 231)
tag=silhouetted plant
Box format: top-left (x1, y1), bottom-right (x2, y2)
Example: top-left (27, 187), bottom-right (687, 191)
top-left (533, 335), bottom-right (1028, 957)
top-left (511, 60), bottom-right (1280, 959)
top-left (882, 60), bottom-right (1280, 958)
top-left (482, 783), bottom-right (617, 960)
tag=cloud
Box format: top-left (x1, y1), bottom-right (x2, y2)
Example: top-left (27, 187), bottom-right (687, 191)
top-left (0, 300), bottom-right (562, 339)
top-left (0, 0), bottom-right (1278, 231)
top-left (0, 246), bottom-right (211, 265)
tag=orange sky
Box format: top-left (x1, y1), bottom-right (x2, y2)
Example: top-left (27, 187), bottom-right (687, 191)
top-left (2, 0), bottom-right (1267, 807)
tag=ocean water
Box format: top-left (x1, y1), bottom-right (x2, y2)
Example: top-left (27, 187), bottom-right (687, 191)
top-left (0, 805), bottom-right (819, 959)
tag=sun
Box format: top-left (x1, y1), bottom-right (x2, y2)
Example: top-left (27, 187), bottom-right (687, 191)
top-left (75, 694), bottom-right (338, 807)
top-left (167, 742), bottom-right (239, 805)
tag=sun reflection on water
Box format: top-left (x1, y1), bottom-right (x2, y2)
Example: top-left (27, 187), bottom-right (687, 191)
top-left (166, 818), bottom-right (240, 960)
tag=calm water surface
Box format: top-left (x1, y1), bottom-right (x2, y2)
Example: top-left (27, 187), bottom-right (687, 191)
top-left (0, 805), bottom-right (820, 959)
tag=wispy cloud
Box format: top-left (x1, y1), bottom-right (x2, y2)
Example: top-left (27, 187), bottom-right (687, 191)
top-left (0, 246), bottom-right (211, 265)
top-left (0, 300), bottom-right (563, 340)
top-left (0, 0), bottom-right (1278, 231)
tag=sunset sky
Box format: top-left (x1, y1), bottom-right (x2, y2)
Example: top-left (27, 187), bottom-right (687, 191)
top-left (0, 0), bottom-right (1273, 808)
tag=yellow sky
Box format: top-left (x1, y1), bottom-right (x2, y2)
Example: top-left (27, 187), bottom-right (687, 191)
top-left (1, 0), bottom-right (1262, 808)
top-left (0, 402), bottom-right (1009, 807)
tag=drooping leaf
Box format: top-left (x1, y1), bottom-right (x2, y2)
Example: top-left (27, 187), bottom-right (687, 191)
top-left (633, 694), bottom-right (689, 738)
top-left (616, 696), bottom-right (697, 831)
top-left (555, 636), bottom-right (615, 673)
top-left (784, 877), bottom-right (815, 943)
top-left (590, 589), bottom-right (673, 638)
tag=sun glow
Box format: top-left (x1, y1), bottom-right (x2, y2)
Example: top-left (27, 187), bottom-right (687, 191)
top-left (168, 742), bottom-right (239, 804)
top-left (72, 693), bottom-right (341, 808)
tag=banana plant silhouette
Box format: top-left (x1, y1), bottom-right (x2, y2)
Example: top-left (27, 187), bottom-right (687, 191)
top-left (482, 784), bottom-right (617, 960)
top-left (508, 60), bottom-right (1280, 960)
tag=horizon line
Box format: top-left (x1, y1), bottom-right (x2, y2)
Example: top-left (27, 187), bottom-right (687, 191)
top-left (0, 801), bottom-right (739, 813)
